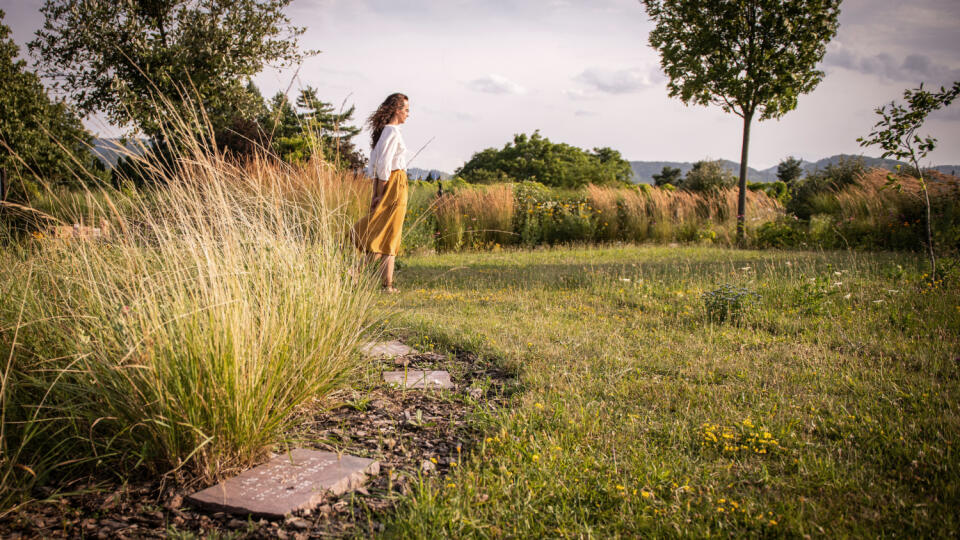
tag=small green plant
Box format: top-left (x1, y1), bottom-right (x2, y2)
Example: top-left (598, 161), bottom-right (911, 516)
top-left (793, 273), bottom-right (837, 315)
top-left (702, 283), bottom-right (759, 324)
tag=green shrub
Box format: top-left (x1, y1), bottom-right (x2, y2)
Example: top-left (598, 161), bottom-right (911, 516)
top-left (681, 160), bottom-right (737, 192)
top-left (756, 218), bottom-right (806, 248)
top-left (787, 157), bottom-right (865, 219)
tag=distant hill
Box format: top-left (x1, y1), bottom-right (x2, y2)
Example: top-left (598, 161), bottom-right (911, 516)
top-left (629, 154), bottom-right (960, 184)
top-left (407, 167), bottom-right (452, 181)
top-left (92, 137), bottom-right (148, 167)
top-left (629, 160), bottom-right (774, 183)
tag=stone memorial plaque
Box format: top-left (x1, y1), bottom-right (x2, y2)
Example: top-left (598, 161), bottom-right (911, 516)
top-left (187, 449), bottom-right (379, 518)
top-left (360, 340), bottom-right (416, 358)
top-left (383, 370), bottom-right (454, 389)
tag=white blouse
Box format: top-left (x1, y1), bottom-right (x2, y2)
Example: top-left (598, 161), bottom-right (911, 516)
top-left (367, 124), bottom-right (407, 181)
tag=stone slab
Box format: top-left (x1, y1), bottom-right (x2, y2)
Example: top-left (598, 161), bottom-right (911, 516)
top-left (186, 449), bottom-right (379, 519)
top-left (360, 340), bottom-right (416, 358)
top-left (383, 370), bottom-right (454, 389)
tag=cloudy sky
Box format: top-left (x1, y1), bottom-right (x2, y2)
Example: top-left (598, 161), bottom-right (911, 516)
top-left (3, 0), bottom-right (960, 171)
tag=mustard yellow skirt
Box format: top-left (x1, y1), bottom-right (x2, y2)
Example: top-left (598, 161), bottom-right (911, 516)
top-left (353, 169), bottom-right (408, 256)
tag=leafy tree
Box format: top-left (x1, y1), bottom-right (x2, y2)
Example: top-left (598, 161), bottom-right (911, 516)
top-left (0, 9), bottom-right (100, 206)
top-left (457, 131), bottom-right (632, 188)
top-left (642, 0), bottom-right (841, 243)
top-left (859, 81), bottom-right (960, 280)
top-left (777, 156), bottom-right (804, 185)
top-left (652, 165), bottom-right (682, 187)
top-left (29, 0), bottom-right (309, 143)
top-left (681, 160), bottom-right (737, 192)
top-left (214, 80), bottom-right (270, 157)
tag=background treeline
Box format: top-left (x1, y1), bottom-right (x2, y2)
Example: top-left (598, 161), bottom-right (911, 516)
top-left (455, 131), bottom-right (634, 188)
top-left (393, 157), bottom-right (960, 255)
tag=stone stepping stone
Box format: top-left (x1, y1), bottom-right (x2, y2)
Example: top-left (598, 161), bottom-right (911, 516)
top-left (383, 370), bottom-right (454, 389)
top-left (360, 340), bottom-right (416, 359)
top-left (186, 449), bottom-right (379, 519)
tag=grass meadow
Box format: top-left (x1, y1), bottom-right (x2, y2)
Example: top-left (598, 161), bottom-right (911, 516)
top-left (379, 245), bottom-right (958, 538)
top-left (1, 131), bottom-right (958, 537)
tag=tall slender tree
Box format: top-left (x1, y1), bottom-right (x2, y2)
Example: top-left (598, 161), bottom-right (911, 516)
top-left (859, 81), bottom-right (960, 280)
top-left (641, 0), bottom-right (841, 243)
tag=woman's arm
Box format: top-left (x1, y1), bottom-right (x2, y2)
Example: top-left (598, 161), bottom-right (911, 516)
top-left (370, 178), bottom-right (387, 210)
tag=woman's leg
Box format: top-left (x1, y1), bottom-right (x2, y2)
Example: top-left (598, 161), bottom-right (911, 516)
top-left (382, 255), bottom-right (396, 291)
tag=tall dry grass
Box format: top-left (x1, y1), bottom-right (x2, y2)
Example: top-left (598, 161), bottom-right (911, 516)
top-left (834, 168), bottom-right (960, 222)
top-left (584, 184), bottom-right (783, 244)
top-left (435, 184), bottom-right (515, 250)
top-left (0, 109), bottom-right (382, 510)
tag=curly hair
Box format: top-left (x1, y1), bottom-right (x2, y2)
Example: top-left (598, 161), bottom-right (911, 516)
top-left (366, 93), bottom-right (409, 149)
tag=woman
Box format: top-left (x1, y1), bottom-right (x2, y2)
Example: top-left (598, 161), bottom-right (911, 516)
top-left (353, 93), bottom-right (410, 292)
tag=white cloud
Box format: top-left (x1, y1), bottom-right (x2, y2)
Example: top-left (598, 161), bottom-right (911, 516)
top-left (563, 89), bottom-right (596, 101)
top-left (572, 67), bottom-right (664, 95)
top-left (466, 74), bottom-right (527, 95)
top-left (824, 45), bottom-right (960, 85)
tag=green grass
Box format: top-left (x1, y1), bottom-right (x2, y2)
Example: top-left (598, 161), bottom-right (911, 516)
top-left (381, 245), bottom-right (959, 537)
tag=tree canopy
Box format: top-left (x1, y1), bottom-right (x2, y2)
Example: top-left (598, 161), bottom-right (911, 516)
top-left (680, 160), bottom-right (737, 192)
top-left (642, 0), bottom-right (841, 241)
top-left (456, 131), bottom-right (633, 188)
top-left (0, 9), bottom-right (99, 205)
top-left (29, 0), bottom-right (309, 140)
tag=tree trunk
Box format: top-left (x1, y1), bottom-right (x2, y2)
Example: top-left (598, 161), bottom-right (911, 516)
top-left (736, 111), bottom-right (753, 245)
top-left (918, 171), bottom-right (937, 281)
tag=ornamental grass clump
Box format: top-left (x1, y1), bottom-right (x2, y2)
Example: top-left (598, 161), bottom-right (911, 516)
top-left (0, 106), bottom-right (381, 507)
top-left (702, 283), bottom-right (760, 324)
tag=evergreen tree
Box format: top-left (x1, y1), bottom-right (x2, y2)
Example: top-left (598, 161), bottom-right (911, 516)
top-left (0, 9), bottom-right (99, 205)
top-left (296, 87), bottom-right (365, 170)
top-left (263, 87), bottom-right (365, 170)
top-left (777, 156), bottom-right (804, 185)
top-left (652, 166), bottom-right (682, 187)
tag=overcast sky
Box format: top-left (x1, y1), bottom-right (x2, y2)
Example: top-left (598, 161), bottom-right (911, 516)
top-left (3, 0), bottom-right (959, 171)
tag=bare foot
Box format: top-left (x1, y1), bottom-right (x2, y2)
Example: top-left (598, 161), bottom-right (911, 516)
top-left (383, 286), bottom-right (400, 294)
